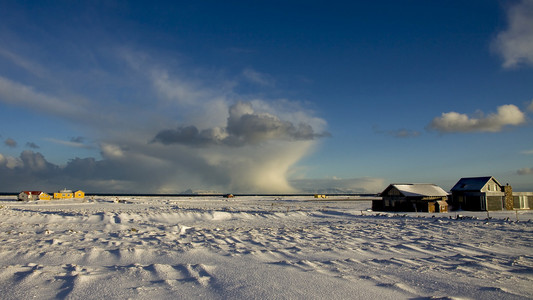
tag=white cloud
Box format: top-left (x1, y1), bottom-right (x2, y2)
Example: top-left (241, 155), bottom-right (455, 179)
top-left (100, 143), bottom-right (125, 159)
top-left (373, 126), bottom-right (421, 138)
top-left (522, 149), bottom-right (533, 155)
top-left (0, 153), bottom-right (22, 169)
top-left (493, 0), bottom-right (533, 68)
top-left (149, 99), bottom-right (330, 193)
top-left (429, 104), bottom-right (526, 133)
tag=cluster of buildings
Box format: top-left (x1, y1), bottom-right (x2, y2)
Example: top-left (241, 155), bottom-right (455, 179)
top-left (14, 176), bottom-right (532, 213)
top-left (18, 189), bottom-right (85, 201)
top-left (373, 176), bottom-right (533, 213)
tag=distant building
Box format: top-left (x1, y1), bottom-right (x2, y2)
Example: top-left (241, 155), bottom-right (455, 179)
top-left (74, 190), bottom-right (85, 199)
top-left (17, 191), bottom-right (51, 201)
top-left (39, 192), bottom-right (51, 200)
top-left (53, 189), bottom-right (85, 199)
top-left (54, 189), bottom-right (73, 199)
top-left (373, 183), bottom-right (449, 213)
top-left (18, 191), bottom-right (42, 201)
top-left (449, 176), bottom-right (511, 211)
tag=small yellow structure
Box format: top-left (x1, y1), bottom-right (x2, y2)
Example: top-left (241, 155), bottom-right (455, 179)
top-left (39, 192), bottom-right (51, 200)
top-left (74, 190), bottom-right (85, 199)
top-left (314, 194), bottom-right (328, 199)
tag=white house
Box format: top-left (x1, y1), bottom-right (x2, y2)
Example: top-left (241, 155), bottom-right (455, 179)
top-left (18, 191), bottom-right (43, 201)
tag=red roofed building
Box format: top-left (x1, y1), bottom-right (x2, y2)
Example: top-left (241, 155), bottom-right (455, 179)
top-left (18, 191), bottom-right (51, 201)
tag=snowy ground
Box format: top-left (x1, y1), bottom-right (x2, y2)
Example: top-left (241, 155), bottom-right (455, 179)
top-left (0, 195), bottom-right (532, 299)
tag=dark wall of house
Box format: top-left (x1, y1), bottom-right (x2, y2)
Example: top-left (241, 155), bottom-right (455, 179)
top-left (373, 198), bottom-right (447, 212)
top-left (487, 196), bottom-right (503, 211)
top-left (463, 195), bottom-right (482, 211)
top-left (372, 200), bottom-right (383, 211)
top-left (449, 195), bottom-right (461, 211)
top-left (513, 196), bottom-right (520, 209)
top-left (379, 198), bottom-right (419, 212)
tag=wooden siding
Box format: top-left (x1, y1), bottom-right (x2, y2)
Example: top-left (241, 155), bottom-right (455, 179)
top-left (487, 196), bottom-right (503, 211)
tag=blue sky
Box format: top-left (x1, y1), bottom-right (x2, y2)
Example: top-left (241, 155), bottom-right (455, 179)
top-left (1, 0), bottom-right (532, 193)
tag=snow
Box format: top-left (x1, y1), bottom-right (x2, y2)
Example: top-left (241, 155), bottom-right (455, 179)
top-left (0, 195), bottom-right (532, 299)
top-left (391, 184), bottom-right (449, 197)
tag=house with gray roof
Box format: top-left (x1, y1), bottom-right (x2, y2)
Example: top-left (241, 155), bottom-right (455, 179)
top-left (450, 176), bottom-right (511, 211)
top-left (373, 183), bottom-right (449, 213)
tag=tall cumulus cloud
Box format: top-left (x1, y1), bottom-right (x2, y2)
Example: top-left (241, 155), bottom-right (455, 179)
top-left (148, 99), bottom-right (330, 193)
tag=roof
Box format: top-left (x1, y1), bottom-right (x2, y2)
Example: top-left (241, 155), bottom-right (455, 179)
top-left (21, 191), bottom-right (42, 195)
top-left (451, 176), bottom-right (501, 192)
top-left (383, 184), bottom-right (448, 197)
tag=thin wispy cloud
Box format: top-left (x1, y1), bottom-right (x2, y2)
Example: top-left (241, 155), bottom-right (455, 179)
top-left (428, 104), bottom-right (526, 133)
top-left (242, 68), bottom-right (275, 86)
top-left (0, 76), bottom-right (88, 118)
top-left (373, 126), bottom-right (421, 138)
top-left (151, 70), bottom-right (211, 106)
top-left (70, 136), bottom-right (85, 144)
top-left (44, 137), bottom-right (93, 149)
top-left (0, 47), bottom-right (46, 77)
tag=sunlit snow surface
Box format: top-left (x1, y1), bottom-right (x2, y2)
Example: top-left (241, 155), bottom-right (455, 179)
top-left (0, 195), bottom-right (532, 299)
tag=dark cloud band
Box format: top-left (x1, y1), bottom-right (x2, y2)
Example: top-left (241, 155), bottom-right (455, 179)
top-left (152, 101), bottom-right (330, 147)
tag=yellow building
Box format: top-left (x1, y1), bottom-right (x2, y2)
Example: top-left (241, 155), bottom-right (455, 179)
top-left (39, 192), bottom-right (51, 200)
top-left (74, 190), bottom-right (85, 199)
top-left (54, 189), bottom-right (74, 199)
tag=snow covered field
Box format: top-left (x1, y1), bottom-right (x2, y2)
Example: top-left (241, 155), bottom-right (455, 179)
top-left (0, 195), bottom-right (532, 299)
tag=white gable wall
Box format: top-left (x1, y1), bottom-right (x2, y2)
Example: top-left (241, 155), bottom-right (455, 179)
top-left (481, 177), bottom-right (502, 192)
